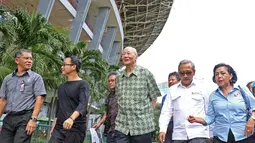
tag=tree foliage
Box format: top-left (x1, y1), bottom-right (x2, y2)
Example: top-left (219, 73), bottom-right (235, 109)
top-left (0, 5), bottom-right (115, 110)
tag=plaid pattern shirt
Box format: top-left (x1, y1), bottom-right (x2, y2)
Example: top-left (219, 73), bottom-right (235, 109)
top-left (115, 65), bottom-right (161, 135)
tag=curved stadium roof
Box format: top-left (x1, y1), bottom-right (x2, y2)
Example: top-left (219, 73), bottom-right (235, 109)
top-left (116, 0), bottom-right (173, 55)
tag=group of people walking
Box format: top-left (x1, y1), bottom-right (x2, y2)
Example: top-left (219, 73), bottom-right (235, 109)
top-left (94, 47), bottom-right (255, 143)
top-left (0, 47), bottom-right (255, 143)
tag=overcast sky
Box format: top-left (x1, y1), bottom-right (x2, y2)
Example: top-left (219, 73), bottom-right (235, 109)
top-left (137, 0), bottom-right (255, 89)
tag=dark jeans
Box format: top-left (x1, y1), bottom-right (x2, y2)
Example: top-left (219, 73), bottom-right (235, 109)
top-left (49, 128), bottom-right (85, 143)
top-left (173, 138), bottom-right (210, 143)
top-left (115, 130), bottom-right (152, 143)
top-left (0, 112), bottom-right (32, 143)
top-left (165, 120), bottom-right (173, 143)
top-left (107, 131), bottom-right (116, 143)
top-left (213, 129), bottom-right (255, 143)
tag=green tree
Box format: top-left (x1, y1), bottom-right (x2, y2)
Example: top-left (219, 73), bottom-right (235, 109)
top-left (0, 5), bottom-right (113, 127)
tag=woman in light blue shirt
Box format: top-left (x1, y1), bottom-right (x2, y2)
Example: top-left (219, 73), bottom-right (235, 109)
top-left (187, 63), bottom-right (255, 143)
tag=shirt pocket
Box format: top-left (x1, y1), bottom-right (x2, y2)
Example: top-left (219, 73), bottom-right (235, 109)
top-left (191, 94), bottom-right (204, 108)
top-left (172, 95), bottom-right (182, 111)
top-left (23, 82), bottom-right (33, 94)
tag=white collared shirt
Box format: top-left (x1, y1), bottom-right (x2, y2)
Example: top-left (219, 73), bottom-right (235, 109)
top-left (159, 80), bottom-right (210, 140)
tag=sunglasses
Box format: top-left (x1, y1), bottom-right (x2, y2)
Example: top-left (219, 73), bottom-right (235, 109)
top-left (179, 71), bottom-right (193, 76)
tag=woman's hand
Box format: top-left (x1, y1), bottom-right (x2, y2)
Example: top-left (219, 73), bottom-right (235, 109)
top-left (187, 115), bottom-right (196, 123)
top-left (187, 115), bottom-right (206, 125)
top-left (244, 117), bottom-right (255, 136)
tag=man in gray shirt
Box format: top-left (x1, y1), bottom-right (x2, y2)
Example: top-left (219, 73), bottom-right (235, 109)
top-left (0, 49), bottom-right (46, 143)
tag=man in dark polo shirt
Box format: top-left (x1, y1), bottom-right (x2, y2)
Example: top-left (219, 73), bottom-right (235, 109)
top-left (0, 49), bottom-right (46, 143)
top-left (49, 55), bottom-right (90, 143)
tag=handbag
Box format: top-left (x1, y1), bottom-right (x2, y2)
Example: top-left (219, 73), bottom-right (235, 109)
top-left (238, 85), bottom-right (251, 121)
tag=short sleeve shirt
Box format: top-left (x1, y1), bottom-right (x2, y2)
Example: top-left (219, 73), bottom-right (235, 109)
top-left (0, 70), bottom-right (46, 113)
top-left (115, 65), bottom-right (161, 135)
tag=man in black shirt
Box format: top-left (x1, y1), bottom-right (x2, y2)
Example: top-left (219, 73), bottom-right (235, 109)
top-left (49, 55), bottom-right (90, 143)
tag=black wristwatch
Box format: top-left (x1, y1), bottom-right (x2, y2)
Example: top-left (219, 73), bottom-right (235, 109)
top-left (30, 117), bottom-right (37, 121)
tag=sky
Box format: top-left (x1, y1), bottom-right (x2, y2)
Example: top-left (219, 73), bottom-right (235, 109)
top-left (137, 0), bottom-right (255, 90)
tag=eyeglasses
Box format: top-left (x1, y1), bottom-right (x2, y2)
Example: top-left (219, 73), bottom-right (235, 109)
top-left (62, 63), bottom-right (74, 67)
top-left (179, 71), bottom-right (193, 76)
top-left (18, 57), bottom-right (33, 60)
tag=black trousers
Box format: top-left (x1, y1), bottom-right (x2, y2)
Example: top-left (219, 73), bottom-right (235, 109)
top-left (49, 128), bottom-right (85, 143)
top-left (114, 130), bottom-right (152, 143)
top-left (165, 120), bottom-right (174, 143)
top-left (213, 129), bottom-right (255, 143)
top-left (0, 112), bottom-right (32, 143)
top-left (107, 131), bottom-right (116, 143)
top-left (172, 138), bottom-right (209, 143)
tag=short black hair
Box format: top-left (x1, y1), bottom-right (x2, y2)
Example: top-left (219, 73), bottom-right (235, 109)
top-left (108, 71), bottom-right (117, 78)
top-left (15, 49), bottom-right (32, 58)
top-left (168, 71), bottom-right (181, 81)
top-left (212, 63), bottom-right (237, 85)
top-left (66, 55), bottom-right (81, 72)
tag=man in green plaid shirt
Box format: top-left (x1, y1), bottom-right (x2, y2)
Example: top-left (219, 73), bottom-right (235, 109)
top-left (115, 47), bottom-right (161, 143)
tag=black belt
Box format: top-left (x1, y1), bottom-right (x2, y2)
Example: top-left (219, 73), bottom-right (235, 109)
top-left (7, 109), bottom-right (33, 116)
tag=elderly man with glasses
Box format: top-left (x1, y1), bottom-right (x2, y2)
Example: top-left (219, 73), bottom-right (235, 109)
top-left (159, 59), bottom-right (211, 143)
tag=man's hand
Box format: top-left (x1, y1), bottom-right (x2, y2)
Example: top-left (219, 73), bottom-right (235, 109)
top-left (26, 120), bottom-right (37, 135)
top-left (244, 118), bottom-right (255, 136)
top-left (158, 132), bottom-right (166, 143)
top-left (93, 122), bottom-right (101, 129)
top-left (63, 118), bottom-right (74, 130)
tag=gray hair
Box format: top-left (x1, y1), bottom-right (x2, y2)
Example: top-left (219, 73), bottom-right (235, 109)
top-left (15, 49), bottom-right (32, 58)
top-left (178, 59), bottom-right (195, 72)
top-left (124, 46), bottom-right (138, 56)
top-left (108, 71), bottom-right (118, 78)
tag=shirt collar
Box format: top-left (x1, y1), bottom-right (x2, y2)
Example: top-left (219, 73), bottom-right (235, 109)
top-left (12, 69), bottom-right (32, 77)
top-left (215, 86), bottom-right (239, 96)
top-left (121, 65), bottom-right (140, 77)
top-left (177, 79), bottom-right (196, 88)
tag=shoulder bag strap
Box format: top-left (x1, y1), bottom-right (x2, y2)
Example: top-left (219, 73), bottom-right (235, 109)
top-left (238, 85), bottom-right (251, 112)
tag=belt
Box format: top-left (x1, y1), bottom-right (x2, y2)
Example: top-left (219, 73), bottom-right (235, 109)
top-left (7, 109), bottom-right (33, 116)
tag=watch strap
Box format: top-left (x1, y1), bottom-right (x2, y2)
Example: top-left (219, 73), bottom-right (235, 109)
top-left (30, 117), bottom-right (37, 121)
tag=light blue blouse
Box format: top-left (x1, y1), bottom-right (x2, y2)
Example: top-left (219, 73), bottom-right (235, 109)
top-left (204, 86), bottom-right (255, 142)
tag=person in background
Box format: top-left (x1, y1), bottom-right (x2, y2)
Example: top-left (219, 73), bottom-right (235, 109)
top-left (246, 81), bottom-right (254, 93)
top-left (246, 81), bottom-right (255, 97)
top-left (49, 55), bottom-right (90, 143)
top-left (93, 72), bottom-right (118, 143)
top-left (159, 59), bottom-right (210, 143)
top-left (188, 63), bottom-right (255, 143)
top-left (0, 49), bottom-right (46, 143)
top-left (160, 71), bottom-right (181, 143)
top-left (114, 46), bottom-right (161, 143)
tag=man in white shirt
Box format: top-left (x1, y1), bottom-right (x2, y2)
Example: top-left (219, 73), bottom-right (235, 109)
top-left (159, 59), bottom-right (210, 143)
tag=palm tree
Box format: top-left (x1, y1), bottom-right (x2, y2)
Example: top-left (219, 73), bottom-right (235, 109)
top-left (0, 6), bottom-right (114, 132)
top-left (0, 6), bottom-right (66, 89)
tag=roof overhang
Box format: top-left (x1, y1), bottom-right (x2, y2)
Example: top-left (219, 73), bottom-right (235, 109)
top-left (116, 0), bottom-right (173, 55)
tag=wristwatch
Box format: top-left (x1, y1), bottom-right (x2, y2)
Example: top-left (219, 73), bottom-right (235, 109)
top-left (30, 117), bottom-right (37, 121)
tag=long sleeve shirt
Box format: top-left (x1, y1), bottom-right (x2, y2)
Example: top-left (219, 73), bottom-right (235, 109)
top-left (204, 86), bottom-right (255, 142)
top-left (159, 80), bottom-right (210, 140)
